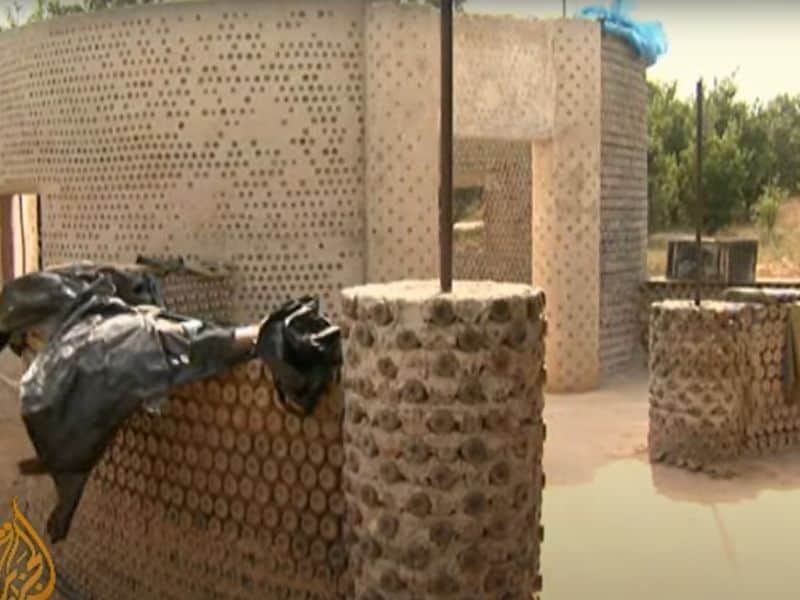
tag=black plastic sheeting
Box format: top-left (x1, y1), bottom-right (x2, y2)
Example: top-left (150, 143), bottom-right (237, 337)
top-left (0, 264), bottom-right (341, 543)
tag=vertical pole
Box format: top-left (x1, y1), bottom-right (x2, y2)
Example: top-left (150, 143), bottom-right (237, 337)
top-left (36, 194), bottom-right (43, 271)
top-left (694, 79), bottom-right (704, 306)
top-left (562, 0), bottom-right (567, 18)
top-left (439, 0), bottom-right (454, 293)
top-left (18, 195), bottom-right (26, 275)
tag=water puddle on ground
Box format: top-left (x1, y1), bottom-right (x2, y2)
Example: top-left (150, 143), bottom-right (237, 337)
top-left (541, 458), bottom-right (800, 599)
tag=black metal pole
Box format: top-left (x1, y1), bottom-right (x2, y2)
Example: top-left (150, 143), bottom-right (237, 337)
top-left (694, 79), bottom-right (704, 306)
top-left (562, 0), bottom-right (567, 18)
top-left (439, 0), bottom-right (454, 293)
top-left (18, 195), bottom-right (25, 275)
top-left (36, 194), bottom-right (43, 271)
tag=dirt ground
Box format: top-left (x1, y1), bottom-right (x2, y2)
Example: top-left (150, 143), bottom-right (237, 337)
top-left (544, 367), bottom-right (800, 600)
top-left (0, 351), bottom-right (31, 505)
top-left (3, 355), bottom-right (800, 599)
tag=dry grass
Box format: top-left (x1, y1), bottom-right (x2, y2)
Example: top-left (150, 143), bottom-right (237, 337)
top-left (647, 233), bottom-right (671, 278)
top-left (647, 198), bottom-right (800, 279)
top-left (453, 222), bottom-right (485, 248)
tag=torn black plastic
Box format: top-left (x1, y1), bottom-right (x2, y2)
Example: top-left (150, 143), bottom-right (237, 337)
top-left (2, 269), bottom-right (341, 543)
top-left (255, 296), bottom-right (342, 415)
top-left (0, 265), bottom-right (163, 354)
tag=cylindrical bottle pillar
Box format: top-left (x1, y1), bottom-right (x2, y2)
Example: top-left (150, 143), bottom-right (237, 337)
top-left (341, 280), bottom-right (546, 599)
top-left (649, 300), bottom-right (752, 468)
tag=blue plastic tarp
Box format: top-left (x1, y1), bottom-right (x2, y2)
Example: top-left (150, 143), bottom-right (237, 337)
top-left (578, 0), bottom-right (667, 66)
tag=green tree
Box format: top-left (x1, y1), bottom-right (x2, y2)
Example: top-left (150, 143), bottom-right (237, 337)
top-left (700, 76), bottom-right (751, 231)
top-left (2, 0), bottom-right (88, 27)
top-left (646, 80), bottom-right (693, 231)
top-left (82, 0), bottom-right (158, 10)
top-left (738, 100), bottom-right (776, 215)
top-left (50, 1), bottom-right (93, 16)
top-left (3, 1), bottom-right (23, 28)
top-left (763, 94), bottom-right (800, 194)
top-left (752, 180), bottom-right (787, 237)
top-left (699, 119), bottom-right (749, 232)
top-left (646, 73), bottom-right (799, 235)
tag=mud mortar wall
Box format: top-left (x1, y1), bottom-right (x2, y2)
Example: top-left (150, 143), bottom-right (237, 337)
top-left (160, 270), bottom-right (234, 324)
top-left (639, 279), bottom-right (800, 353)
top-left (649, 297), bottom-right (800, 468)
top-left (21, 364), bottom-right (352, 600)
top-left (339, 281), bottom-right (546, 599)
top-left (742, 302), bottom-right (800, 455)
top-left (0, 0), bottom-right (367, 323)
top-left (649, 301), bottom-right (752, 467)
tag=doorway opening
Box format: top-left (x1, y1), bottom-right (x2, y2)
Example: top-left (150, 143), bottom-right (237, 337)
top-left (1, 193), bottom-right (41, 284)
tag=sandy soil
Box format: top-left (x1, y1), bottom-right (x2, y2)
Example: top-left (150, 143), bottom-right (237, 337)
top-left (0, 351), bottom-right (32, 505)
top-left (543, 366), bottom-right (800, 600)
top-left (544, 365), bottom-right (800, 500)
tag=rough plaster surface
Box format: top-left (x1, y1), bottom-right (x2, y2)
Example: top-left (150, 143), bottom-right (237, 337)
top-left (0, 0), bottom-right (367, 322)
top-left (363, 3), bottom-right (439, 284)
top-left (340, 280), bottom-right (545, 599)
top-left (17, 365), bottom-right (351, 600)
top-left (532, 20), bottom-right (603, 392)
top-left (454, 15), bottom-right (555, 141)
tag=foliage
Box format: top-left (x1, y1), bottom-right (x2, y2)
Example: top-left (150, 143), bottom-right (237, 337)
top-left (752, 181), bottom-right (787, 236)
top-left (648, 74), bottom-right (800, 234)
top-left (26, 0), bottom-right (85, 24)
top-left (3, 1), bottom-right (22, 28)
top-left (647, 80), bottom-right (692, 230)
top-left (1, 0), bottom-right (160, 28)
top-left (2, 0), bottom-right (465, 29)
top-left (453, 186), bottom-right (484, 222)
top-left (83, 0), bottom-right (158, 10)
top-left (763, 94), bottom-right (800, 194)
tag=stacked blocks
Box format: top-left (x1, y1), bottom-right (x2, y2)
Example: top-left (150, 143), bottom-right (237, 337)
top-left (742, 302), bottom-right (800, 455)
top-left (648, 300), bottom-right (753, 468)
top-left (340, 281), bottom-right (546, 600)
top-left (649, 294), bottom-right (800, 468)
top-left (21, 362), bottom-right (351, 600)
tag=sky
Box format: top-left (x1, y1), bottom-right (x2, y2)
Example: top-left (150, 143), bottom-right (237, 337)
top-left (2, 0), bottom-right (799, 103)
top-left (468, 0), bottom-right (800, 103)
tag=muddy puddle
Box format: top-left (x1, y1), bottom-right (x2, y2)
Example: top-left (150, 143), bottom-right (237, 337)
top-left (542, 457), bottom-right (800, 599)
